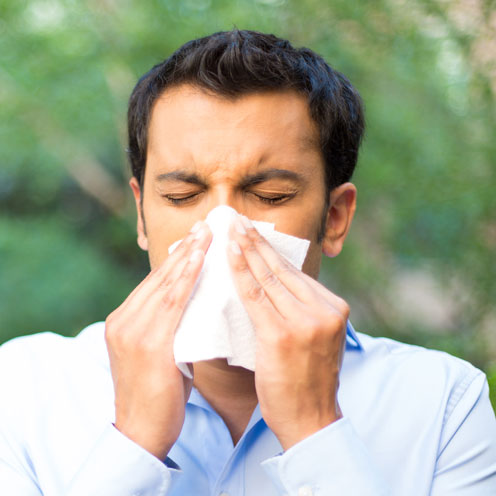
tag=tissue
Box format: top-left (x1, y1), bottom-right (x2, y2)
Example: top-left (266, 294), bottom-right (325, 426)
top-left (169, 205), bottom-right (310, 377)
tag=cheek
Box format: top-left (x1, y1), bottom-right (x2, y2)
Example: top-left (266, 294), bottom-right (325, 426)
top-left (143, 212), bottom-right (191, 269)
top-left (146, 235), bottom-right (174, 270)
top-left (276, 202), bottom-right (326, 278)
top-left (276, 202), bottom-right (325, 242)
top-left (301, 240), bottom-right (322, 278)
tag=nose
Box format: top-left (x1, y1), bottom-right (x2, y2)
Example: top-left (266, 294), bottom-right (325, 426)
top-left (204, 186), bottom-right (244, 217)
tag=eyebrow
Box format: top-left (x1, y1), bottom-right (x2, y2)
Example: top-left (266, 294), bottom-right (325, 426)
top-left (238, 168), bottom-right (305, 188)
top-left (155, 168), bottom-right (305, 188)
top-left (155, 171), bottom-right (206, 186)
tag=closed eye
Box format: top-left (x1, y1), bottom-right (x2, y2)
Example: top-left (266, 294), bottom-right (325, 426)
top-left (161, 191), bottom-right (296, 205)
top-left (251, 192), bottom-right (296, 205)
top-left (162, 193), bottom-right (202, 205)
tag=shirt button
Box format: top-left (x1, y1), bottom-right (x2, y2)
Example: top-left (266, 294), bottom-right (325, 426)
top-left (298, 487), bottom-right (314, 496)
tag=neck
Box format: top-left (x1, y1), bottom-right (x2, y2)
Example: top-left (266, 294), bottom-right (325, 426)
top-left (193, 359), bottom-right (258, 445)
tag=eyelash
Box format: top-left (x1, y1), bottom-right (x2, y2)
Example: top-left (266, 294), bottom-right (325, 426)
top-left (162, 192), bottom-right (294, 205)
top-left (252, 193), bottom-right (292, 205)
top-left (163, 194), bottom-right (199, 205)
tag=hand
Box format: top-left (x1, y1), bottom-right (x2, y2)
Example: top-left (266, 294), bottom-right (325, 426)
top-left (105, 222), bottom-right (212, 460)
top-left (227, 215), bottom-right (348, 450)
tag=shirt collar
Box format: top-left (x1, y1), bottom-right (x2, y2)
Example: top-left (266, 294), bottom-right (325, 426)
top-left (346, 320), bottom-right (363, 351)
top-left (93, 317), bottom-right (363, 374)
top-left (188, 320), bottom-right (363, 411)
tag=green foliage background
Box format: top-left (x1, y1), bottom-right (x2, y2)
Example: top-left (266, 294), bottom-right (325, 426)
top-left (0, 0), bottom-right (495, 408)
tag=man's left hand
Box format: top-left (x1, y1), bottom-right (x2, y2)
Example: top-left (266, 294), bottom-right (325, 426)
top-left (227, 214), bottom-right (348, 450)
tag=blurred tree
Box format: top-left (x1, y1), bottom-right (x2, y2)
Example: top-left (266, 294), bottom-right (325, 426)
top-left (0, 0), bottom-right (494, 406)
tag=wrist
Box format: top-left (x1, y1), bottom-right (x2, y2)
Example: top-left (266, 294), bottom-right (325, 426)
top-left (113, 421), bottom-right (175, 461)
top-left (277, 411), bottom-right (343, 451)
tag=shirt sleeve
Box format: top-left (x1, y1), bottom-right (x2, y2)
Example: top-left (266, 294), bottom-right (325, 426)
top-left (261, 372), bottom-right (496, 496)
top-left (0, 434), bottom-right (43, 496)
top-left (261, 417), bottom-right (392, 495)
top-left (0, 343), bottom-right (42, 495)
top-left (0, 419), bottom-right (183, 496)
top-left (66, 424), bottom-right (182, 496)
top-left (0, 336), bottom-right (183, 496)
top-left (430, 374), bottom-right (496, 495)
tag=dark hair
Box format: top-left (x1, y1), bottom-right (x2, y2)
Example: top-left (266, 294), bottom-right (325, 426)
top-left (128, 29), bottom-right (364, 196)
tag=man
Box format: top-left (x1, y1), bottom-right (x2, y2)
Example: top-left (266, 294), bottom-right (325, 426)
top-left (1, 29), bottom-right (495, 495)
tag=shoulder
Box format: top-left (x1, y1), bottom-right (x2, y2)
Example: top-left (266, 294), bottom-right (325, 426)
top-left (0, 322), bottom-right (108, 401)
top-left (0, 322), bottom-right (106, 366)
top-left (357, 331), bottom-right (481, 377)
top-left (0, 323), bottom-right (115, 483)
top-left (351, 332), bottom-right (486, 421)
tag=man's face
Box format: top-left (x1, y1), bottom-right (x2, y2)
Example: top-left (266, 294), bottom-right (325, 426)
top-left (131, 85), bottom-right (350, 279)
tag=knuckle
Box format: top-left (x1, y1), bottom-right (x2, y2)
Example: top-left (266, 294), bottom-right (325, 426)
top-left (104, 314), bottom-right (119, 342)
top-left (259, 269), bottom-right (278, 288)
top-left (158, 278), bottom-right (174, 292)
top-left (252, 234), bottom-right (266, 248)
top-left (160, 287), bottom-right (187, 313)
top-left (180, 262), bottom-right (195, 280)
top-left (326, 311), bottom-right (347, 334)
top-left (105, 312), bottom-right (116, 328)
top-left (232, 255), bottom-right (249, 273)
top-left (334, 296), bottom-right (350, 318)
top-left (105, 322), bottom-right (132, 352)
top-left (160, 290), bottom-right (177, 309)
top-left (298, 311), bottom-right (346, 344)
top-left (245, 283), bottom-right (265, 303)
top-left (341, 301), bottom-right (350, 320)
top-left (241, 237), bottom-right (258, 253)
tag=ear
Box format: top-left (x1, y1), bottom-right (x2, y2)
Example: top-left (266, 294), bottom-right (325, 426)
top-left (129, 177), bottom-right (149, 251)
top-left (321, 182), bottom-right (357, 258)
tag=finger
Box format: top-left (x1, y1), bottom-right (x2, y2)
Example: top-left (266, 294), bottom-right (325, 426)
top-left (118, 221), bottom-right (204, 308)
top-left (155, 223), bottom-right (212, 294)
top-left (132, 222), bottom-right (212, 306)
top-left (231, 217), bottom-right (314, 303)
top-left (108, 244), bottom-right (204, 347)
top-left (112, 224), bottom-right (212, 326)
top-left (153, 222), bottom-right (211, 285)
top-left (230, 218), bottom-right (302, 318)
top-left (227, 235), bottom-right (286, 330)
top-left (152, 247), bottom-right (207, 333)
top-left (235, 215), bottom-right (349, 316)
top-left (297, 270), bottom-right (350, 316)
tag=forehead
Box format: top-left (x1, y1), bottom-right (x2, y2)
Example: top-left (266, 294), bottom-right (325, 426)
top-left (146, 85), bottom-right (323, 178)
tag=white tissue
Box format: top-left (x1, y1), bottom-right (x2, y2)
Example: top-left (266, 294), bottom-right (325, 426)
top-left (169, 205), bottom-right (310, 377)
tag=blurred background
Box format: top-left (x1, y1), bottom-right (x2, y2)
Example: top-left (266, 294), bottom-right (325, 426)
top-left (0, 0), bottom-right (495, 408)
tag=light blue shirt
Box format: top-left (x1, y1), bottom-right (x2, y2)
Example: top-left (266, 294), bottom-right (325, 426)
top-left (0, 321), bottom-right (495, 495)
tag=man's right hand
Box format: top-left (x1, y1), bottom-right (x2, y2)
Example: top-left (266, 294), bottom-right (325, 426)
top-left (104, 221), bottom-right (212, 461)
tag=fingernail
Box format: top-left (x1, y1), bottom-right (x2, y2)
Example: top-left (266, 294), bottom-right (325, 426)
top-left (240, 215), bottom-right (253, 230)
top-left (234, 216), bottom-right (246, 235)
top-left (229, 240), bottom-right (242, 255)
top-left (190, 220), bottom-right (202, 233)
